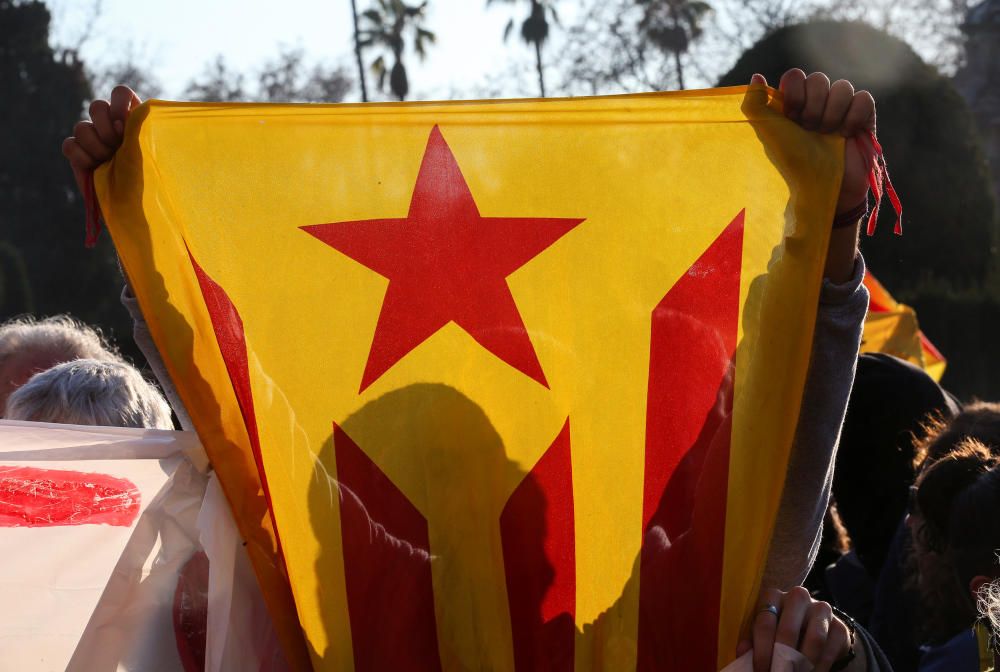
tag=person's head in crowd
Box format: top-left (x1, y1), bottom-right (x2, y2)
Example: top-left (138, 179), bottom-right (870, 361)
top-left (0, 315), bottom-right (121, 413)
top-left (907, 438), bottom-right (1000, 642)
top-left (913, 401), bottom-right (1000, 469)
top-left (977, 577), bottom-right (1000, 655)
top-left (833, 353), bottom-right (961, 580)
top-left (4, 358), bottom-right (172, 430)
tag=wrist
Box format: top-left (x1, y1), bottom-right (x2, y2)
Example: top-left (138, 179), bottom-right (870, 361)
top-left (835, 186), bottom-right (869, 213)
top-left (830, 605), bottom-right (859, 671)
top-left (833, 198), bottom-right (868, 229)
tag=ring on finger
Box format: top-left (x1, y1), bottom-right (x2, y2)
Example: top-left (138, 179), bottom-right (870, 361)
top-left (757, 604), bottom-right (779, 618)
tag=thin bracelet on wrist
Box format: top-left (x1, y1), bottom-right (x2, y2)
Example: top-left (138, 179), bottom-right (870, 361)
top-left (830, 605), bottom-right (859, 671)
top-left (833, 198), bottom-right (869, 229)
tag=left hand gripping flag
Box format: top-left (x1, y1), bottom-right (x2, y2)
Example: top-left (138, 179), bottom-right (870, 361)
top-left (96, 87), bottom-right (843, 671)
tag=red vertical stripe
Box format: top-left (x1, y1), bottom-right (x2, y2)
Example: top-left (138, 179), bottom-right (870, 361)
top-left (500, 420), bottom-right (576, 672)
top-left (333, 423), bottom-right (442, 671)
top-left (637, 211), bottom-right (743, 671)
top-left (188, 252), bottom-right (284, 555)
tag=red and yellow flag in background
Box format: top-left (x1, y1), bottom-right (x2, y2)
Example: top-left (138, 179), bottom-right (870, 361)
top-left (862, 273), bottom-right (947, 381)
top-left (96, 86), bottom-right (842, 671)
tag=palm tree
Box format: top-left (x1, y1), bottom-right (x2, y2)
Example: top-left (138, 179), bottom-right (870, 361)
top-left (636, 0), bottom-right (711, 90)
top-left (350, 0), bottom-right (369, 102)
top-left (358, 0), bottom-right (435, 101)
top-left (488, 0), bottom-right (560, 98)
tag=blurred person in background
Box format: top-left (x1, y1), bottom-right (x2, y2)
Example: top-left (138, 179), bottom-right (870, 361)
top-left (0, 314), bottom-right (122, 413)
top-left (865, 402), bottom-right (1000, 670)
top-left (819, 354), bottom-right (961, 668)
top-left (906, 437), bottom-right (1000, 671)
top-left (4, 357), bottom-right (172, 430)
top-left (834, 354), bottom-right (961, 590)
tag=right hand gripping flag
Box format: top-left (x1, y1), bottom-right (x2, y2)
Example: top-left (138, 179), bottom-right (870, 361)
top-left (96, 85), bottom-right (843, 671)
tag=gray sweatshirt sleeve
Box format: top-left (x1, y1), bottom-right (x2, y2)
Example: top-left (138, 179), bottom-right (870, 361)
top-left (760, 254), bottom-right (869, 590)
top-left (121, 285), bottom-right (195, 431)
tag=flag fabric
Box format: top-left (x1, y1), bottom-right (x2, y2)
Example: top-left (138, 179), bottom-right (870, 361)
top-left (95, 86), bottom-right (843, 671)
top-left (862, 273), bottom-right (947, 381)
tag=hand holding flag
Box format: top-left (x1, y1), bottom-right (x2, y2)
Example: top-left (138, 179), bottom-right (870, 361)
top-left (73, 71), bottom-right (879, 671)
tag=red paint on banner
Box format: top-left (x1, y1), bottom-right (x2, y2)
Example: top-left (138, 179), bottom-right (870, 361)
top-left (637, 211), bottom-right (743, 671)
top-left (0, 465), bottom-right (140, 527)
top-left (334, 423), bottom-right (442, 671)
top-left (500, 419), bottom-right (575, 672)
top-left (302, 125), bottom-right (584, 392)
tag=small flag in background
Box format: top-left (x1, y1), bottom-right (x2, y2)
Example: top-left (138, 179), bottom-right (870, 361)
top-left (862, 272), bottom-right (947, 381)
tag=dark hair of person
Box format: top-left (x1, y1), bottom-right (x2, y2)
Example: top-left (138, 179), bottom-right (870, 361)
top-left (913, 401), bottom-right (1000, 471)
top-left (909, 438), bottom-right (1000, 642)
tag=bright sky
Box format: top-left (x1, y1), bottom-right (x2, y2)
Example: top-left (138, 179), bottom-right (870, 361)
top-left (49, 0), bottom-right (568, 101)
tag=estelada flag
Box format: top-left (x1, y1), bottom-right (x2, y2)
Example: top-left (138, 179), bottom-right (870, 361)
top-left (95, 85), bottom-right (842, 671)
top-left (862, 272), bottom-right (947, 381)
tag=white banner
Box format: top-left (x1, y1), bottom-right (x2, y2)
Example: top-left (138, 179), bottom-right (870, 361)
top-left (0, 421), bottom-right (285, 672)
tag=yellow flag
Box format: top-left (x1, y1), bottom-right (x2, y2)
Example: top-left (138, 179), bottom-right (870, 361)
top-left (97, 86), bottom-right (841, 671)
top-left (862, 273), bottom-right (947, 381)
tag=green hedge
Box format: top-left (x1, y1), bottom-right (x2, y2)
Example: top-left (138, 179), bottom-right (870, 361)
top-left (718, 20), bottom-right (998, 294)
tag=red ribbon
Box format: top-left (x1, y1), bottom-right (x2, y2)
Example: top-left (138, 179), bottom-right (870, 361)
top-left (82, 171), bottom-right (102, 248)
top-left (859, 131), bottom-right (903, 237)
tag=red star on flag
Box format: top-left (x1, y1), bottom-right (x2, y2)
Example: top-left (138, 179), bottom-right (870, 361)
top-left (302, 126), bottom-right (584, 392)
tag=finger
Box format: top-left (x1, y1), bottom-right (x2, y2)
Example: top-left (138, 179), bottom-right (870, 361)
top-left (62, 139), bottom-right (96, 195)
top-left (816, 620), bottom-right (851, 672)
top-left (799, 600), bottom-right (833, 663)
top-left (752, 588), bottom-right (783, 672)
top-left (72, 121), bottom-right (116, 163)
top-left (750, 73), bottom-right (767, 87)
top-left (736, 639), bottom-right (752, 657)
top-left (852, 131), bottom-right (877, 174)
top-left (775, 586), bottom-right (811, 648)
top-left (88, 99), bottom-right (118, 146)
top-left (820, 79), bottom-right (854, 134)
top-left (778, 68), bottom-right (806, 120)
top-left (62, 137), bottom-right (98, 171)
top-left (109, 85), bottom-right (142, 131)
top-left (842, 90), bottom-right (876, 138)
top-left (800, 72), bottom-right (831, 131)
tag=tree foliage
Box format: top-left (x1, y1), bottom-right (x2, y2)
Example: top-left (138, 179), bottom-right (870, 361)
top-left (559, 0), bottom-right (708, 94)
top-left (636, 0), bottom-right (712, 89)
top-left (359, 0), bottom-right (435, 101)
top-left (183, 55), bottom-right (248, 102)
top-left (561, 0), bottom-right (972, 95)
top-left (92, 50), bottom-right (164, 99)
top-left (488, 0), bottom-right (561, 97)
top-left (0, 0), bottom-right (131, 348)
top-left (718, 20), bottom-right (997, 292)
top-left (183, 50), bottom-right (352, 103)
top-left (256, 49), bottom-right (352, 103)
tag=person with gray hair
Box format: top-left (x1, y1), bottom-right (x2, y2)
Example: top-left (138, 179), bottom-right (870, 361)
top-left (4, 358), bottom-right (173, 430)
top-left (0, 314), bottom-right (122, 412)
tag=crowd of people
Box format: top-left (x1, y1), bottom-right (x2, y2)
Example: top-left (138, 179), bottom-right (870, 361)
top-left (1, 67), bottom-right (997, 671)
